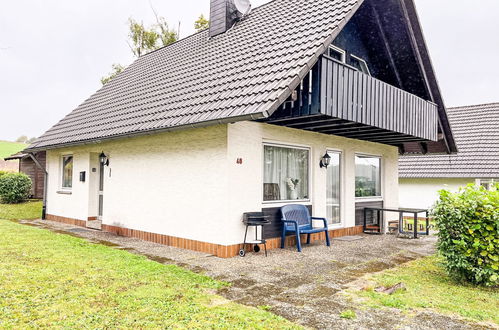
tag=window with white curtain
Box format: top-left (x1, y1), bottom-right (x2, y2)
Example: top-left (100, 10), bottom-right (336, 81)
top-left (355, 155), bottom-right (381, 198)
top-left (61, 155), bottom-right (73, 189)
top-left (326, 152), bottom-right (341, 225)
top-left (263, 145), bottom-right (309, 202)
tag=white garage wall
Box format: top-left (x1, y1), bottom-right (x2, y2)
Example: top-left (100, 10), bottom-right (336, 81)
top-left (399, 178), bottom-right (473, 210)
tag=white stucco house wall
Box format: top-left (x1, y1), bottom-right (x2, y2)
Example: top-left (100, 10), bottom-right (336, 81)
top-left (24, 0), bottom-right (456, 257)
top-left (399, 103), bottom-right (499, 210)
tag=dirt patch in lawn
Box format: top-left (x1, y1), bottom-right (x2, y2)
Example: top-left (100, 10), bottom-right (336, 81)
top-left (21, 219), bottom-right (491, 330)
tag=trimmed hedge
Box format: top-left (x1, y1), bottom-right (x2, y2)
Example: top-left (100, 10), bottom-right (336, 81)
top-left (433, 184), bottom-right (499, 286)
top-left (0, 173), bottom-right (32, 204)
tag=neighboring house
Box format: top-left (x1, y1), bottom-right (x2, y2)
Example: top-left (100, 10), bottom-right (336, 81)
top-left (4, 151), bottom-right (46, 199)
top-left (24, 0), bottom-right (456, 257)
top-left (399, 103), bottom-right (499, 209)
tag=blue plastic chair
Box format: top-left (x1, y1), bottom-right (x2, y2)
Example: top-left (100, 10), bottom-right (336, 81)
top-left (280, 204), bottom-right (331, 252)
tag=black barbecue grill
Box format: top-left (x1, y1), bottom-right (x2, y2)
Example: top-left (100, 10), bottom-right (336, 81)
top-left (240, 212), bottom-right (270, 257)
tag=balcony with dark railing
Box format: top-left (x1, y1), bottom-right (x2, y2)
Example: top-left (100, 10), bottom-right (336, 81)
top-left (264, 55), bottom-right (439, 147)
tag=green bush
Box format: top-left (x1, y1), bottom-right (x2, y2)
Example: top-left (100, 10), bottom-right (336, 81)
top-left (433, 184), bottom-right (499, 286)
top-left (0, 173), bottom-right (32, 204)
top-left (0, 171), bottom-right (9, 178)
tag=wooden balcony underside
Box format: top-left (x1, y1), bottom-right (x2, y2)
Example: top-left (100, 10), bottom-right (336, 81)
top-left (266, 114), bottom-right (427, 145)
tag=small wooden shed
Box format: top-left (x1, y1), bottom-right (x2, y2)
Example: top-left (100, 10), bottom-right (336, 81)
top-left (4, 151), bottom-right (46, 199)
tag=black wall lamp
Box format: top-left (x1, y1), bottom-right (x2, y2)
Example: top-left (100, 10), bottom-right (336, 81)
top-left (320, 152), bottom-right (331, 169)
top-left (99, 152), bottom-right (110, 166)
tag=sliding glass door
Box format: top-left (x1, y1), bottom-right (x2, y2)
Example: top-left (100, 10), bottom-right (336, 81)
top-left (326, 151), bottom-right (341, 226)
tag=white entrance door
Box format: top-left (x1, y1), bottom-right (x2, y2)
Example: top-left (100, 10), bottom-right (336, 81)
top-left (98, 161), bottom-right (104, 221)
top-left (326, 151), bottom-right (341, 226)
top-left (87, 158), bottom-right (104, 230)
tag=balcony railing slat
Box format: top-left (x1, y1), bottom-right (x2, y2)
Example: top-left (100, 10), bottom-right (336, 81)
top-left (336, 65), bottom-right (343, 118)
top-left (302, 72), bottom-right (310, 116)
top-left (362, 73), bottom-right (368, 124)
top-left (332, 60), bottom-right (338, 118)
top-left (352, 69), bottom-right (358, 123)
top-left (326, 59), bottom-right (333, 117)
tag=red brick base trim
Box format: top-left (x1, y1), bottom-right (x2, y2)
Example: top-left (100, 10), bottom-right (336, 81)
top-left (46, 214), bottom-right (86, 227)
top-left (46, 214), bottom-right (363, 258)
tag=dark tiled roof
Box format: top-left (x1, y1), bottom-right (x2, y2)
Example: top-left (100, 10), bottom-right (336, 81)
top-left (27, 0), bottom-right (361, 151)
top-left (399, 103), bottom-right (499, 178)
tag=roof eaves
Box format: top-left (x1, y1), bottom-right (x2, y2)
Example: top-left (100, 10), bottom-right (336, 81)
top-left (24, 111), bottom-right (269, 153)
top-left (3, 152), bottom-right (28, 161)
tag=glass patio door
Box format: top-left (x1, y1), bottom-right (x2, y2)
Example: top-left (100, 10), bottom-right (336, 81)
top-left (326, 151), bottom-right (341, 226)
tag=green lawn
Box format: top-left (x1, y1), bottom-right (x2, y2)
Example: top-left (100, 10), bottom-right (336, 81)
top-left (0, 220), bottom-right (299, 328)
top-left (0, 140), bottom-right (26, 159)
top-left (357, 256), bottom-right (499, 324)
top-left (0, 200), bottom-right (42, 220)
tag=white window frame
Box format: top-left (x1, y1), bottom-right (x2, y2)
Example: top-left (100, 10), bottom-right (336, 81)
top-left (328, 45), bottom-right (346, 63)
top-left (350, 54), bottom-right (371, 76)
top-left (354, 153), bottom-right (382, 200)
top-left (262, 142), bottom-right (312, 205)
top-left (326, 149), bottom-right (343, 228)
top-left (476, 178), bottom-right (498, 191)
top-left (60, 154), bottom-right (74, 190)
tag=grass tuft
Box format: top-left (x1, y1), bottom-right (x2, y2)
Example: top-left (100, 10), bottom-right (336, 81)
top-left (0, 220), bottom-right (300, 328)
top-left (357, 255), bottom-right (499, 324)
top-left (0, 200), bottom-right (42, 220)
top-left (339, 310), bottom-right (356, 319)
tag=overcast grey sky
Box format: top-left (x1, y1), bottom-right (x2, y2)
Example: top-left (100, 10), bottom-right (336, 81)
top-left (0, 0), bottom-right (498, 141)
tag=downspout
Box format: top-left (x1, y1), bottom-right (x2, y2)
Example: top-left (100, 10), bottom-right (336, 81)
top-left (28, 153), bottom-right (48, 220)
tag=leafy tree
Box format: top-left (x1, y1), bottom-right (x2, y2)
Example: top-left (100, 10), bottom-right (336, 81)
top-left (101, 11), bottom-right (215, 85)
top-left (194, 14), bottom-right (210, 32)
top-left (126, 15), bottom-right (178, 57)
top-left (15, 135), bottom-right (28, 143)
top-left (127, 18), bottom-right (160, 58)
top-left (101, 14), bottom-right (179, 85)
top-left (26, 137), bottom-right (36, 144)
top-left (101, 64), bottom-right (126, 86)
top-left (152, 9), bottom-right (178, 48)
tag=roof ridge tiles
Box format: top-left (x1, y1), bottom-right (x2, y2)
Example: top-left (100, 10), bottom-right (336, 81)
top-left (448, 102), bottom-right (499, 110)
top-left (400, 101), bottom-right (499, 178)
